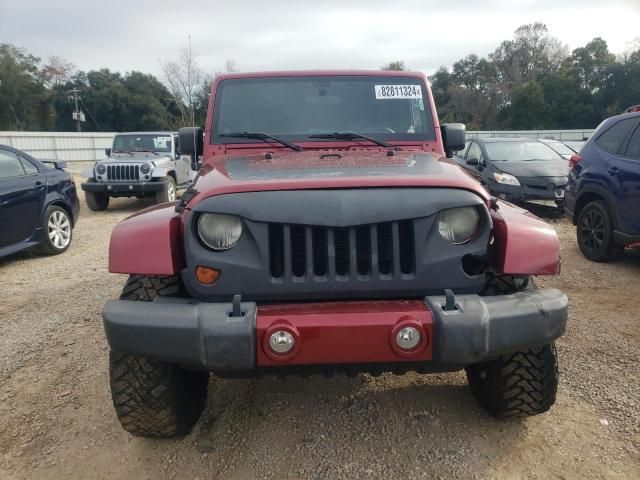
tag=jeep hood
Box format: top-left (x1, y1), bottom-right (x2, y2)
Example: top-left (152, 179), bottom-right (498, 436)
top-left (102, 153), bottom-right (172, 163)
top-left (494, 160), bottom-right (568, 179)
top-left (188, 150), bottom-right (490, 206)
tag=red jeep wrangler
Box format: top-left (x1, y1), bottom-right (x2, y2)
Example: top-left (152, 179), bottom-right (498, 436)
top-left (103, 71), bottom-right (568, 437)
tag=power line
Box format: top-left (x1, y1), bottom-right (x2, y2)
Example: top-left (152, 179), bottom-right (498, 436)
top-left (78, 96), bottom-right (102, 132)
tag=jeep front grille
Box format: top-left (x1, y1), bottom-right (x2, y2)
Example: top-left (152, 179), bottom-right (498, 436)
top-left (106, 164), bottom-right (140, 181)
top-left (268, 222), bottom-right (415, 280)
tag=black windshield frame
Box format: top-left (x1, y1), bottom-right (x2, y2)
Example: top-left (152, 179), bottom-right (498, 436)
top-left (211, 75), bottom-right (436, 145)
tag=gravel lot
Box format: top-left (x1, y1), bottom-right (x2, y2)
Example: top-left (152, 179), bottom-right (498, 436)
top-left (0, 165), bottom-right (638, 479)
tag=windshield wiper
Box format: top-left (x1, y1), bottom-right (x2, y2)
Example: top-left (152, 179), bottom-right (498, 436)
top-left (308, 132), bottom-right (394, 148)
top-left (219, 132), bottom-right (304, 151)
top-left (135, 149), bottom-right (159, 155)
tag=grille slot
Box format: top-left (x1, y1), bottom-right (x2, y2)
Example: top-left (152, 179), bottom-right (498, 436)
top-left (106, 164), bottom-right (140, 181)
top-left (268, 222), bottom-right (415, 280)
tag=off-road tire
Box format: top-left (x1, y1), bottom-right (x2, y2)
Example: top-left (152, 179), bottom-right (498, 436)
top-left (576, 200), bottom-right (623, 262)
top-left (465, 343), bottom-right (558, 418)
top-left (481, 271), bottom-right (533, 296)
top-left (109, 275), bottom-right (208, 437)
top-left (84, 180), bottom-right (109, 211)
top-left (155, 176), bottom-right (176, 204)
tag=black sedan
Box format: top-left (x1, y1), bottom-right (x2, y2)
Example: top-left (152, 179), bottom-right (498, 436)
top-left (0, 145), bottom-right (80, 259)
top-left (454, 137), bottom-right (569, 208)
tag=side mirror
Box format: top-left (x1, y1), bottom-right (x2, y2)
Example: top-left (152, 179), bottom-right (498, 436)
top-left (441, 123), bottom-right (466, 158)
top-left (466, 157), bottom-right (479, 166)
top-left (179, 127), bottom-right (204, 157)
top-left (175, 151), bottom-right (181, 160)
top-left (105, 148), bottom-right (111, 157)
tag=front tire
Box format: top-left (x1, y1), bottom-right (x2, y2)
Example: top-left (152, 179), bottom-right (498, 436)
top-left (466, 343), bottom-right (559, 418)
top-left (155, 176), bottom-right (176, 204)
top-left (85, 188), bottom-right (110, 211)
top-left (576, 200), bottom-right (623, 262)
top-left (109, 275), bottom-right (209, 437)
top-left (40, 205), bottom-right (73, 255)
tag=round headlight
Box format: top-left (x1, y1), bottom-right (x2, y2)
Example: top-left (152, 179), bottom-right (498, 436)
top-left (197, 213), bottom-right (243, 250)
top-left (96, 164), bottom-right (106, 175)
top-left (140, 163), bottom-right (151, 174)
top-left (437, 206), bottom-right (479, 244)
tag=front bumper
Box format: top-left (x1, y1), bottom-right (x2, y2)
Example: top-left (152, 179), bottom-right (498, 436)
top-left (103, 289), bottom-right (568, 373)
top-left (81, 181), bottom-right (164, 195)
top-left (491, 183), bottom-right (565, 207)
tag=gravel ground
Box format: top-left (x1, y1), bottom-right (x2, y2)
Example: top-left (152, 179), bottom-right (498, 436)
top-left (0, 164), bottom-right (638, 479)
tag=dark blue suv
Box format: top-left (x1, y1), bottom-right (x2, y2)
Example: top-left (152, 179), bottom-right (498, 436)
top-left (565, 106), bottom-right (640, 261)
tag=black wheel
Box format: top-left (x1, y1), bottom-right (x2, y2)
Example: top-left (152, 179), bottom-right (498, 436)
top-left (109, 275), bottom-right (208, 437)
top-left (39, 205), bottom-right (72, 255)
top-left (576, 200), bottom-right (623, 262)
top-left (85, 180), bottom-right (109, 211)
top-left (466, 343), bottom-right (559, 418)
top-left (155, 176), bottom-right (176, 204)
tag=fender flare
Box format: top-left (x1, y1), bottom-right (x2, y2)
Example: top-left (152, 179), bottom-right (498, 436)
top-left (490, 201), bottom-right (561, 276)
top-left (109, 203), bottom-right (185, 275)
top-left (573, 184), bottom-right (619, 228)
top-left (151, 166), bottom-right (175, 179)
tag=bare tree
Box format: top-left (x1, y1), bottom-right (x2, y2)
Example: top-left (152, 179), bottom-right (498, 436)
top-left (41, 56), bottom-right (76, 88)
top-left (213, 59), bottom-right (239, 77)
top-left (161, 39), bottom-right (203, 126)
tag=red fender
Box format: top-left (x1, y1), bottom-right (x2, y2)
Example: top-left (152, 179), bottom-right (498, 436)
top-left (109, 203), bottom-right (185, 275)
top-left (490, 201), bottom-right (561, 275)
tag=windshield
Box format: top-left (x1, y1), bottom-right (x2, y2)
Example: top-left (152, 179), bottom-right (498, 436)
top-left (112, 134), bottom-right (172, 153)
top-left (212, 76), bottom-right (435, 144)
top-left (544, 141), bottom-right (574, 155)
top-left (485, 141), bottom-right (562, 161)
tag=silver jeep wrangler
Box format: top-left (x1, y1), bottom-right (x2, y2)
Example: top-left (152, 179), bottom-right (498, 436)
top-left (81, 131), bottom-right (196, 211)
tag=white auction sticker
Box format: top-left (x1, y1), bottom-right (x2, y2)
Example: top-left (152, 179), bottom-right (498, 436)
top-left (375, 84), bottom-right (422, 99)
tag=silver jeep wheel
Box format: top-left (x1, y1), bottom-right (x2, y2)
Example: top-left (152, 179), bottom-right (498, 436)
top-left (47, 210), bottom-right (71, 250)
top-left (167, 182), bottom-right (176, 202)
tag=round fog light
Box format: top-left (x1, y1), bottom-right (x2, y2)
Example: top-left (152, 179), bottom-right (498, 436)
top-left (396, 326), bottom-right (421, 350)
top-left (269, 330), bottom-right (295, 354)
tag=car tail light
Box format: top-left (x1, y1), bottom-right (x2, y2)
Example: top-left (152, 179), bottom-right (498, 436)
top-left (624, 105), bottom-right (640, 113)
top-left (569, 153), bottom-right (582, 170)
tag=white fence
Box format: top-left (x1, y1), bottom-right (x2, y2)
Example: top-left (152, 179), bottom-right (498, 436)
top-left (467, 129), bottom-right (594, 141)
top-left (0, 129), bottom-right (595, 161)
top-left (0, 131), bottom-right (114, 162)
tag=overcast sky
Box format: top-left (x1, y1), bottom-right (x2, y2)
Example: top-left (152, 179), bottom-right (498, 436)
top-left (1, 0), bottom-right (639, 78)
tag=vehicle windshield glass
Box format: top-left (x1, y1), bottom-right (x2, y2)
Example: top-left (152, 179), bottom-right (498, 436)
top-left (545, 141), bottom-right (574, 155)
top-left (485, 141), bottom-right (562, 161)
top-left (112, 134), bottom-right (172, 153)
top-left (212, 76), bottom-right (435, 144)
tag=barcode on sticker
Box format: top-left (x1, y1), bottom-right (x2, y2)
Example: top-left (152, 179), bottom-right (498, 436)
top-left (375, 85), bottom-right (422, 99)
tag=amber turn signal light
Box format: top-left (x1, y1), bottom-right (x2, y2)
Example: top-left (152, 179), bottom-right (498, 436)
top-left (195, 266), bottom-right (220, 285)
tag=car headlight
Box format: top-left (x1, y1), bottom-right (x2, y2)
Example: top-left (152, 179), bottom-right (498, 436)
top-left (493, 172), bottom-right (521, 186)
top-left (197, 213), bottom-right (243, 250)
top-left (438, 206), bottom-right (479, 244)
top-left (96, 164), bottom-right (106, 175)
top-left (140, 163), bottom-right (151, 174)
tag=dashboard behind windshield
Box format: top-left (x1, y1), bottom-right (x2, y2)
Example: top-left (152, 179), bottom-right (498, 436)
top-left (113, 134), bottom-right (172, 153)
top-left (212, 76), bottom-right (435, 144)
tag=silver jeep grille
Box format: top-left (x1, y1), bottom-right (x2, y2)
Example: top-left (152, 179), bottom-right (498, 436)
top-left (106, 164), bottom-right (140, 181)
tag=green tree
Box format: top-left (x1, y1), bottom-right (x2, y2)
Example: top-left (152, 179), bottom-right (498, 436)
top-left (567, 37), bottom-right (616, 92)
top-left (499, 81), bottom-right (546, 129)
top-left (0, 44), bottom-right (52, 130)
top-left (381, 61), bottom-right (406, 71)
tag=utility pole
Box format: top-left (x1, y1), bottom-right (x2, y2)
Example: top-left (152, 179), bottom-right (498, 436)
top-left (67, 89), bottom-right (85, 132)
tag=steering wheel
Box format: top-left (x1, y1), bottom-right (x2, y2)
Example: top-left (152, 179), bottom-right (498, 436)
top-left (360, 126), bottom-right (396, 134)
